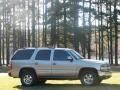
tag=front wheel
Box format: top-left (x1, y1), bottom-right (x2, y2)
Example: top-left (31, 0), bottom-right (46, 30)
top-left (98, 79), bottom-right (103, 84)
top-left (80, 70), bottom-right (99, 86)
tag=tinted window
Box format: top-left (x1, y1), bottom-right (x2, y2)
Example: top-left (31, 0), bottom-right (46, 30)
top-left (35, 50), bottom-right (51, 60)
top-left (53, 50), bottom-right (70, 61)
top-left (12, 49), bottom-right (35, 60)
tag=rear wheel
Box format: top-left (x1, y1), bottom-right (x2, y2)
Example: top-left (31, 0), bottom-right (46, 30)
top-left (20, 71), bottom-right (37, 86)
top-left (80, 70), bottom-right (99, 86)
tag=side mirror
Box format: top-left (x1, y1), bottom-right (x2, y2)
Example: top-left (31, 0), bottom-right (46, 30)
top-left (67, 56), bottom-right (73, 62)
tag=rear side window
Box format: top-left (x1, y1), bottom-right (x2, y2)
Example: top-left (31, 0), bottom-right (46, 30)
top-left (11, 49), bottom-right (35, 60)
top-left (35, 50), bottom-right (51, 60)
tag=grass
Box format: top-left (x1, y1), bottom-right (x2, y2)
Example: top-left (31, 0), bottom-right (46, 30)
top-left (0, 65), bottom-right (8, 73)
top-left (0, 66), bottom-right (120, 90)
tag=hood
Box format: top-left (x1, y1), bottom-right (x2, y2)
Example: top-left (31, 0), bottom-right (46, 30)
top-left (77, 59), bottom-right (109, 69)
top-left (76, 59), bottom-right (109, 70)
top-left (81, 59), bottom-right (108, 64)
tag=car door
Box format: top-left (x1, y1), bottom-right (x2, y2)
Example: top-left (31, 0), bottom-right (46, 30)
top-left (33, 49), bottom-right (52, 77)
top-left (52, 50), bottom-right (77, 77)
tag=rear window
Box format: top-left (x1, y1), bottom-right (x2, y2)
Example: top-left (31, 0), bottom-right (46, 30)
top-left (11, 49), bottom-right (35, 60)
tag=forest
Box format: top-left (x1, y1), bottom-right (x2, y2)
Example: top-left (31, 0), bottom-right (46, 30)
top-left (0, 0), bottom-right (120, 65)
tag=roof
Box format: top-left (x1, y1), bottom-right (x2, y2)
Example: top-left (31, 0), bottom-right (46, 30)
top-left (18, 47), bottom-right (72, 50)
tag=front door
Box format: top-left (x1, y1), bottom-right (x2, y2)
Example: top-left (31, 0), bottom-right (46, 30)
top-left (52, 50), bottom-right (77, 77)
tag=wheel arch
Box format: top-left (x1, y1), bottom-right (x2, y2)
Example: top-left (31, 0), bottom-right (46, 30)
top-left (19, 67), bottom-right (37, 77)
top-left (79, 67), bottom-right (98, 79)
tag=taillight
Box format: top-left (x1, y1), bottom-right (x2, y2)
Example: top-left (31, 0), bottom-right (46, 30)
top-left (8, 63), bottom-right (12, 70)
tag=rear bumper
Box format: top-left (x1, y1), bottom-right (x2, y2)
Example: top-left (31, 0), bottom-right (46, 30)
top-left (8, 70), bottom-right (19, 78)
top-left (8, 71), bottom-right (12, 77)
top-left (98, 71), bottom-right (112, 79)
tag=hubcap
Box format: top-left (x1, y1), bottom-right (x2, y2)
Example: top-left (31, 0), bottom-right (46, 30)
top-left (83, 74), bottom-right (94, 85)
top-left (23, 74), bottom-right (33, 85)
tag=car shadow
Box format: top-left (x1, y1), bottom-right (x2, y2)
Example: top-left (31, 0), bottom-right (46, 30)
top-left (13, 83), bottom-right (120, 90)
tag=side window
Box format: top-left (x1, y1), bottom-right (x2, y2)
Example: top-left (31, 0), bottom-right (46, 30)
top-left (53, 50), bottom-right (70, 61)
top-left (11, 49), bottom-right (35, 60)
top-left (35, 50), bottom-right (51, 60)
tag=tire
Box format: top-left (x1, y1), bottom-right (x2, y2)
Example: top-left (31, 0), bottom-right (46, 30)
top-left (98, 79), bottom-right (102, 84)
top-left (20, 70), bottom-right (37, 86)
top-left (80, 70), bottom-right (99, 86)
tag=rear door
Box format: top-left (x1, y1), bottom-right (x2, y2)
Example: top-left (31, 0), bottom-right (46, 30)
top-left (52, 50), bottom-right (77, 77)
top-left (33, 49), bottom-right (52, 77)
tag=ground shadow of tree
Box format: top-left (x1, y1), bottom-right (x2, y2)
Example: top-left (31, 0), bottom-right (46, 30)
top-left (13, 83), bottom-right (120, 90)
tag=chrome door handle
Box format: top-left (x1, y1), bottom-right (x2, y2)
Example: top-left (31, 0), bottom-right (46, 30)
top-left (52, 62), bottom-right (56, 65)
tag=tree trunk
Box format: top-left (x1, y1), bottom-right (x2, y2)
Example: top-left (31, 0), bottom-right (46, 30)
top-left (2, 1), bottom-right (5, 64)
top-left (32, 0), bottom-right (35, 47)
top-left (100, 0), bottom-right (104, 60)
top-left (74, 1), bottom-right (79, 52)
top-left (114, 0), bottom-right (118, 65)
top-left (37, 0), bottom-right (40, 47)
top-left (88, 0), bottom-right (92, 59)
top-left (63, 0), bottom-right (67, 48)
top-left (28, 0), bottom-right (30, 47)
top-left (0, 21), bottom-right (1, 66)
top-left (109, 1), bottom-right (113, 64)
top-left (82, 0), bottom-right (86, 57)
top-left (13, 4), bottom-right (17, 52)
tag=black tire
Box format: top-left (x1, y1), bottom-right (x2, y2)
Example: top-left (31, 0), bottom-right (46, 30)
top-left (20, 70), bottom-right (37, 86)
top-left (98, 79), bottom-right (102, 84)
top-left (80, 70), bottom-right (99, 86)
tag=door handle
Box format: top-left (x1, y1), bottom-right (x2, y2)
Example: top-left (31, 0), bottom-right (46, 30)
top-left (35, 62), bottom-right (38, 65)
top-left (52, 62), bottom-right (56, 65)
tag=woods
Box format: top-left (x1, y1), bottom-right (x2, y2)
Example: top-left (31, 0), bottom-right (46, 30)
top-left (0, 0), bottom-right (120, 65)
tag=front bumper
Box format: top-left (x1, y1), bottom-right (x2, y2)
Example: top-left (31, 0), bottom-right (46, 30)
top-left (98, 71), bottom-right (112, 79)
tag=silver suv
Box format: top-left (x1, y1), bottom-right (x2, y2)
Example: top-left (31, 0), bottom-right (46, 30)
top-left (8, 48), bottom-right (111, 86)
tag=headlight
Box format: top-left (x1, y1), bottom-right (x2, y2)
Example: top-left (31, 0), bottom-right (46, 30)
top-left (100, 64), bottom-right (111, 72)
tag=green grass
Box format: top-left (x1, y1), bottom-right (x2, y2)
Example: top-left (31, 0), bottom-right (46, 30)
top-left (0, 66), bottom-right (120, 90)
top-left (0, 72), bottom-right (120, 90)
top-left (0, 65), bottom-right (7, 73)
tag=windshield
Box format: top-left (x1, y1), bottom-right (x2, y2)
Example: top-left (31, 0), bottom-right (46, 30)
top-left (69, 50), bottom-right (84, 60)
